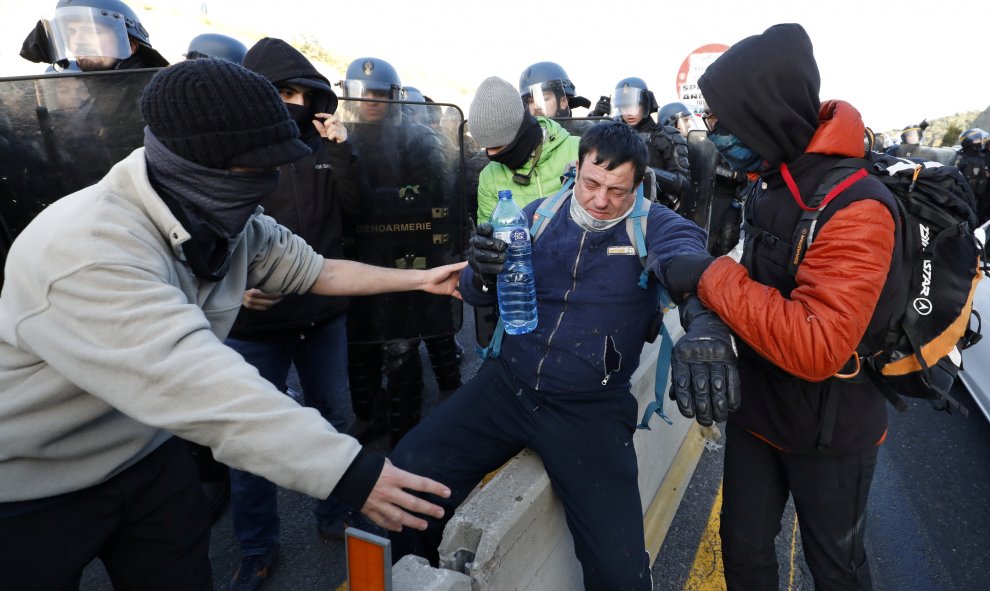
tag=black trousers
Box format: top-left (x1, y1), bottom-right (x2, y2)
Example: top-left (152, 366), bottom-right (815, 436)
top-left (720, 421), bottom-right (877, 591)
top-left (0, 437), bottom-right (212, 591)
top-left (389, 359), bottom-right (651, 591)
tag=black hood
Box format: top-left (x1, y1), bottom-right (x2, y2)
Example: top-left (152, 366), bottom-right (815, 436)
top-left (698, 23), bottom-right (820, 167)
top-left (242, 37), bottom-right (337, 115)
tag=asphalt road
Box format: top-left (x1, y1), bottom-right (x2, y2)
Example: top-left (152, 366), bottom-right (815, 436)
top-left (653, 380), bottom-right (990, 591)
top-left (80, 308), bottom-right (990, 590)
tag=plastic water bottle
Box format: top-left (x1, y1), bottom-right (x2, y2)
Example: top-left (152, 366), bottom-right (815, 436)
top-left (491, 189), bottom-right (538, 335)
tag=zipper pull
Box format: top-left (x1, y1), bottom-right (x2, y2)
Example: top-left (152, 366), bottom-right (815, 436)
top-left (602, 374), bottom-right (611, 386)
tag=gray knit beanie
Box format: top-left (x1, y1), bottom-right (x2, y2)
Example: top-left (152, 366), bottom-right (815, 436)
top-left (468, 76), bottom-right (525, 149)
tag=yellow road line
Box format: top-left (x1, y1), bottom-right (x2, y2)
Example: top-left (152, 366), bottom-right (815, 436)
top-left (643, 422), bottom-right (708, 560)
top-left (684, 483), bottom-right (726, 591)
top-left (787, 512), bottom-right (800, 590)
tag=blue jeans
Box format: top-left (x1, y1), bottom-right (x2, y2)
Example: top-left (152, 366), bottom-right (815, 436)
top-left (225, 314), bottom-right (353, 555)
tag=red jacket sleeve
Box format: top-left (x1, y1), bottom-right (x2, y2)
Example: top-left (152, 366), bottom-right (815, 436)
top-left (697, 199), bottom-right (895, 382)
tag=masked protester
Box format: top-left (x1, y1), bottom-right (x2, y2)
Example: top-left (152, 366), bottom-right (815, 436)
top-left (225, 38), bottom-right (377, 591)
top-left (0, 58), bottom-right (464, 590)
top-left (471, 76), bottom-right (581, 222)
top-left (668, 23), bottom-right (901, 590)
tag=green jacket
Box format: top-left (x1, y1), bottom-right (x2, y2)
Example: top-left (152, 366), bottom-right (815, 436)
top-left (476, 116), bottom-right (581, 222)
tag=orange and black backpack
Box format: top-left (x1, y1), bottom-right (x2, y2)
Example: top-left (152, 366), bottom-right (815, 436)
top-left (786, 151), bottom-right (986, 414)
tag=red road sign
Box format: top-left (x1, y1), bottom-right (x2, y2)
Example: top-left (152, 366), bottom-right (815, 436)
top-left (676, 43), bottom-right (729, 115)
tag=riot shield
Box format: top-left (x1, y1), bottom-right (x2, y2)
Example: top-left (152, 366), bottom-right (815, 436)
top-left (685, 129), bottom-right (718, 232)
top-left (338, 97), bottom-right (467, 343)
top-left (0, 69), bottom-right (157, 285)
top-left (552, 115), bottom-right (609, 137)
top-left (894, 144), bottom-right (958, 166)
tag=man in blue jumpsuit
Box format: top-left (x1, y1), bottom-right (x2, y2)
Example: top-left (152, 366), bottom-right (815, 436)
top-left (390, 121), bottom-right (740, 590)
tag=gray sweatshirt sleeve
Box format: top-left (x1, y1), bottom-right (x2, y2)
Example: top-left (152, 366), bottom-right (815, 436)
top-left (12, 259), bottom-right (360, 501)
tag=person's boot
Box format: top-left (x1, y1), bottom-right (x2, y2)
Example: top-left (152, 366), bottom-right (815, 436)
top-left (383, 340), bottom-right (424, 449)
top-left (346, 343), bottom-right (387, 444)
top-left (425, 334), bottom-right (463, 395)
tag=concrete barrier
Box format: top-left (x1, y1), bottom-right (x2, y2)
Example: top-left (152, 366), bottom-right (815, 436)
top-left (393, 313), bottom-right (710, 589)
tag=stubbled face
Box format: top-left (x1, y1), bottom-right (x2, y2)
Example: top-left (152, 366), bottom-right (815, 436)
top-left (526, 91), bottom-right (566, 117)
top-left (358, 89), bottom-right (390, 123)
top-left (573, 150), bottom-right (637, 220)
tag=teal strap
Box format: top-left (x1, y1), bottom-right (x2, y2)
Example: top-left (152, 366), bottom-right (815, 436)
top-left (477, 316), bottom-right (506, 359)
top-left (637, 321), bottom-right (675, 429)
top-left (628, 187), bottom-right (650, 289)
top-left (531, 173), bottom-right (574, 241)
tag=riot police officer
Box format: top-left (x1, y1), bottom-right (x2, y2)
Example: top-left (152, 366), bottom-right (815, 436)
top-left (957, 128), bottom-right (989, 223)
top-left (518, 61), bottom-right (591, 118)
top-left (659, 102), bottom-right (697, 137)
top-left (20, 0), bottom-right (169, 71)
top-left (184, 32), bottom-right (248, 63)
top-left (518, 61), bottom-right (595, 135)
top-left (338, 57), bottom-right (463, 449)
top-left (610, 77), bottom-right (693, 213)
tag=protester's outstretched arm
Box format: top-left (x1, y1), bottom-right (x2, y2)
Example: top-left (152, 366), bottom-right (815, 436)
top-left (361, 460), bottom-right (451, 532)
top-left (309, 259), bottom-right (466, 297)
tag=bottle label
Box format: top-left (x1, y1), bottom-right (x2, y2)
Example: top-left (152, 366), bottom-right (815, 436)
top-left (494, 228), bottom-right (530, 247)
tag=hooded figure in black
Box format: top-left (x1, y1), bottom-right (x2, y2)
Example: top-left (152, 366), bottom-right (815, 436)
top-left (667, 23), bottom-right (903, 591)
top-left (224, 38), bottom-right (376, 589)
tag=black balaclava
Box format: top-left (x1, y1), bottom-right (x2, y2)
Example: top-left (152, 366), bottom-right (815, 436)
top-left (488, 114), bottom-right (542, 171)
top-left (698, 23), bottom-right (821, 167)
top-left (242, 37), bottom-right (338, 148)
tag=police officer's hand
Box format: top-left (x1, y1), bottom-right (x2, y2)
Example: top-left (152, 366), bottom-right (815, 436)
top-left (313, 113), bottom-right (347, 143)
top-left (467, 222), bottom-right (506, 285)
top-left (590, 95), bottom-right (612, 117)
top-left (669, 296), bottom-right (740, 426)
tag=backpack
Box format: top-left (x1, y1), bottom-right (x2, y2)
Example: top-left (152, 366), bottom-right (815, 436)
top-left (772, 152), bottom-right (987, 414)
top-left (477, 169), bottom-right (679, 429)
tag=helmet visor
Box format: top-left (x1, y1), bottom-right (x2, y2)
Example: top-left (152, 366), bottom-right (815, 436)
top-left (48, 7), bottom-right (131, 63)
top-left (524, 83), bottom-right (555, 117)
top-left (612, 86), bottom-right (643, 118)
top-left (340, 79), bottom-right (401, 101)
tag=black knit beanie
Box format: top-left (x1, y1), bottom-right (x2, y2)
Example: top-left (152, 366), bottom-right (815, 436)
top-left (140, 58), bottom-right (312, 169)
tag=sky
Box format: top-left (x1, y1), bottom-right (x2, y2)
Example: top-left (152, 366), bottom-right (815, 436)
top-left (2, 0), bottom-right (987, 132)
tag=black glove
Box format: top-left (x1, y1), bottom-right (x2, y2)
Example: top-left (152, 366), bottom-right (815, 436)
top-left (668, 296), bottom-right (740, 427)
top-left (590, 95), bottom-right (612, 117)
top-left (467, 222), bottom-right (506, 289)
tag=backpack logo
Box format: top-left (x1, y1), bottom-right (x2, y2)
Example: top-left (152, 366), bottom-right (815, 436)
top-left (919, 223), bottom-right (930, 248)
top-left (913, 297), bottom-right (933, 316)
top-left (920, 259), bottom-right (932, 297)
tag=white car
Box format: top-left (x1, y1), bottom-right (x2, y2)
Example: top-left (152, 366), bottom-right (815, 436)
top-left (957, 222), bottom-right (990, 421)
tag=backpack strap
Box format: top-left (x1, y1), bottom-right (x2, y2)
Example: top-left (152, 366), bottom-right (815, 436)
top-left (625, 182), bottom-right (652, 288)
top-left (780, 161), bottom-right (870, 275)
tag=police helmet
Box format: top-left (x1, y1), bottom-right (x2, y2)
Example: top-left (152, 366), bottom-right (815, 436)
top-left (613, 77), bottom-right (659, 115)
top-left (519, 61), bottom-right (576, 99)
top-left (402, 86), bottom-right (425, 102)
top-left (658, 102), bottom-right (693, 127)
top-left (185, 33), bottom-right (247, 63)
top-left (960, 128), bottom-right (989, 151)
top-left (55, 0), bottom-right (152, 47)
top-left (341, 57), bottom-right (402, 100)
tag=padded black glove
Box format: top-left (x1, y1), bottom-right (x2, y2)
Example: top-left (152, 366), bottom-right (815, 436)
top-left (590, 95), bottom-right (612, 117)
top-left (668, 295), bottom-right (740, 426)
top-left (467, 222), bottom-right (506, 290)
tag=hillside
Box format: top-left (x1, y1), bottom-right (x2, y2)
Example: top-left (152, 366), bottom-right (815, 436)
top-left (879, 107), bottom-right (990, 148)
